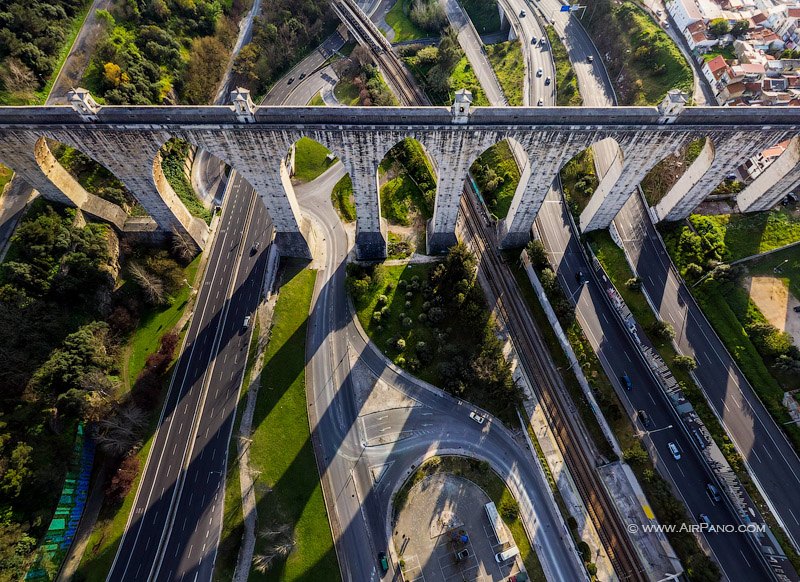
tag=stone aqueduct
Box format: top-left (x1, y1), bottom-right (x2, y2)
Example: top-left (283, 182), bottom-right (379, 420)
top-left (0, 90), bottom-right (799, 259)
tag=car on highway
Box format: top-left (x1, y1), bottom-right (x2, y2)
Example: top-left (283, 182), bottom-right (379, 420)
top-left (519, 9), bottom-right (526, 16)
top-left (531, 36), bottom-right (537, 44)
top-left (299, 72), bottom-right (306, 80)
top-left (638, 409), bottom-right (653, 429)
top-left (537, 98), bottom-right (543, 106)
top-left (620, 372), bottom-right (632, 390)
top-left (536, 67), bottom-right (543, 77)
top-left (668, 441), bottom-right (681, 460)
top-left (250, 241), bottom-right (261, 255)
top-left (699, 513), bottom-right (712, 527)
top-left (378, 552), bottom-right (389, 574)
top-left (706, 482), bottom-right (722, 502)
top-left (575, 270), bottom-right (587, 284)
top-left (587, 55), bottom-right (594, 63)
top-left (469, 411), bottom-right (486, 424)
top-left (287, 77), bottom-right (294, 85)
top-left (242, 315), bottom-right (251, 330)
top-left (544, 76), bottom-right (551, 85)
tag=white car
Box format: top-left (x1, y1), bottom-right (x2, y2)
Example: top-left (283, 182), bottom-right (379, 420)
top-left (537, 98), bottom-right (543, 106)
top-left (242, 315), bottom-right (251, 330)
top-left (469, 411), bottom-right (485, 424)
top-left (668, 441), bottom-right (681, 460)
top-left (536, 67), bottom-right (543, 77)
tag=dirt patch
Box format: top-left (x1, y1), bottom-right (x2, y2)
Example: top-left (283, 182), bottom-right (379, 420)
top-left (348, 351), bottom-right (420, 414)
top-left (746, 275), bottom-right (800, 345)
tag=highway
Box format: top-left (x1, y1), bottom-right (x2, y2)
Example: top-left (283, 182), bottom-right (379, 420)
top-left (616, 191), bottom-right (800, 555)
top-left (107, 174), bottom-right (273, 581)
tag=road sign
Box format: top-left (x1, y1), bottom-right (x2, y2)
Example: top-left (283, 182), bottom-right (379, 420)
top-left (559, 5), bottom-right (570, 11)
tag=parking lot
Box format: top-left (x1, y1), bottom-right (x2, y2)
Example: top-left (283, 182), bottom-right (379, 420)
top-left (393, 472), bottom-right (524, 582)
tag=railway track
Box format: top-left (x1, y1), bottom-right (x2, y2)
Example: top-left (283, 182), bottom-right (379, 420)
top-left (329, 0), bottom-right (429, 106)
top-left (329, 0), bottom-right (643, 575)
top-left (459, 191), bottom-right (647, 582)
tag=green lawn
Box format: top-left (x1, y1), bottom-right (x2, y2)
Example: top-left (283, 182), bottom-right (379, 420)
top-left (0, 164), bottom-right (12, 193)
top-left (546, 27), bottom-right (582, 106)
top-left (385, 0), bottom-right (428, 42)
top-left (380, 174), bottom-right (426, 225)
top-left (307, 92), bottom-right (325, 106)
top-left (470, 140), bottom-right (520, 219)
top-left (333, 78), bottom-right (360, 105)
top-left (248, 266), bottom-right (340, 581)
top-left (293, 138), bottom-right (336, 183)
top-left (331, 174), bottom-right (356, 223)
top-left (688, 210), bottom-right (800, 261)
top-left (74, 256), bottom-right (202, 581)
top-left (449, 56), bottom-right (490, 106)
top-left (702, 47), bottom-right (736, 62)
top-left (486, 41), bottom-right (524, 106)
top-left (560, 149), bottom-right (598, 220)
top-left (394, 456), bottom-right (545, 581)
top-left (458, 0), bottom-right (501, 33)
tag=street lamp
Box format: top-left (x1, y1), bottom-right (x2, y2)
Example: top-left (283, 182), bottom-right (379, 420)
top-left (637, 424), bottom-right (673, 438)
top-left (774, 259), bottom-right (789, 273)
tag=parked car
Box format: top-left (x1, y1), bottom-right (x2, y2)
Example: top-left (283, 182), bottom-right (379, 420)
top-left (378, 552), bottom-right (389, 574)
top-left (668, 441), bottom-right (681, 460)
top-left (469, 411), bottom-right (486, 424)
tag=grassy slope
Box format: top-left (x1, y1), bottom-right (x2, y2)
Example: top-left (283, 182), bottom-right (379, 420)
top-left (307, 92), bottom-right (325, 106)
top-left (546, 27), bottom-right (582, 106)
top-left (689, 210), bottom-right (800, 261)
top-left (449, 56), bottom-right (490, 106)
top-left (471, 140), bottom-right (520, 219)
top-left (331, 175), bottom-right (356, 223)
top-left (333, 79), bottom-right (360, 105)
top-left (0, 165), bottom-right (12, 193)
top-left (293, 138), bottom-right (335, 183)
top-left (74, 256), bottom-right (203, 581)
top-left (385, 0), bottom-right (428, 42)
top-left (485, 41), bottom-right (524, 106)
top-left (458, 0), bottom-right (501, 34)
top-left (394, 456), bottom-right (545, 581)
top-left (248, 266), bottom-right (340, 581)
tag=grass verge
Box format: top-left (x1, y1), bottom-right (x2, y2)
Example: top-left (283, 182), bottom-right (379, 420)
top-left (485, 41), bottom-right (524, 106)
top-left (248, 265), bottom-right (340, 581)
top-left (546, 27), bottom-right (582, 106)
top-left (293, 138), bottom-right (335, 183)
top-left (331, 175), bottom-right (356, 223)
top-left (690, 210), bottom-right (800, 261)
top-left (307, 92), bottom-right (325, 106)
top-left (385, 0), bottom-right (428, 42)
top-left (0, 164), bottom-right (12, 193)
top-left (449, 56), bottom-right (490, 106)
top-left (393, 456), bottom-right (545, 581)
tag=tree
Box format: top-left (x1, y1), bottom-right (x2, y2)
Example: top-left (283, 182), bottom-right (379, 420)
top-left (731, 20), bottom-right (749, 36)
top-left (105, 454), bottom-right (140, 500)
top-left (103, 62), bottom-right (128, 88)
top-left (252, 523), bottom-right (295, 573)
top-left (171, 227), bottom-right (197, 262)
top-left (709, 18), bottom-right (731, 38)
top-left (526, 240), bottom-right (548, 269)
top-left (673, 355), bottom-right (697, 371)
top-left (130, 262), bottom-right (165, 305)
top-left (648, 320), bottom-right (676, 342)
top-left (182, 36), bottom-right (229, 104)
top-left (0, 57), bottom-right (37, 93)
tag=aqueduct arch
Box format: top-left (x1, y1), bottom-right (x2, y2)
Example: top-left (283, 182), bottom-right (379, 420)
top-left (0, 89), bottom-right (796, 261)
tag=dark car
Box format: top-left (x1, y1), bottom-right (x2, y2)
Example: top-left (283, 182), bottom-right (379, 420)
top-left (575, 270), bottom-right (587, 285)
top-left (378, 552), bottom-right (389, 574)
top-left (638, 409), bottom-right (653, 429)
top-left (287, 77), bottom-right (295, 85)
top-left (299, 72), bottom-right (306, 80)
top-left (620, 372), bottom-right (632, 390)
top-left (544, 76), bottom-right (551, 85)
top-left (587, 55), bottom-right (594, 63)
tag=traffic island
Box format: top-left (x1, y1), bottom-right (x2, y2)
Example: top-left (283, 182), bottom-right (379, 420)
top-left (392, 456), bottom-right (543, 581)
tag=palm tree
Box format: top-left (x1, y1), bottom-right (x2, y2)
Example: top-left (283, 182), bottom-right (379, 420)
top-left (251, 522), bottom-right (295, 573)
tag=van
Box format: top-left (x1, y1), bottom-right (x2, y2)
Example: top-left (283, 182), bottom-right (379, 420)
top-left (495, 546), bottom-right (520, 563)
top-left (706, 482), bottom-right (721, 502)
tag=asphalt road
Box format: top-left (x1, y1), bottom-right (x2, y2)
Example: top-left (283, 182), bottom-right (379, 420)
top-left (535, 188), bottom-right (770, 580)
top-left (616, 191), bottom-right (800, 555)
top-left (298, 167), bottom-right (587, 581)
top-left (107, 175), bottom-right (273, 582)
